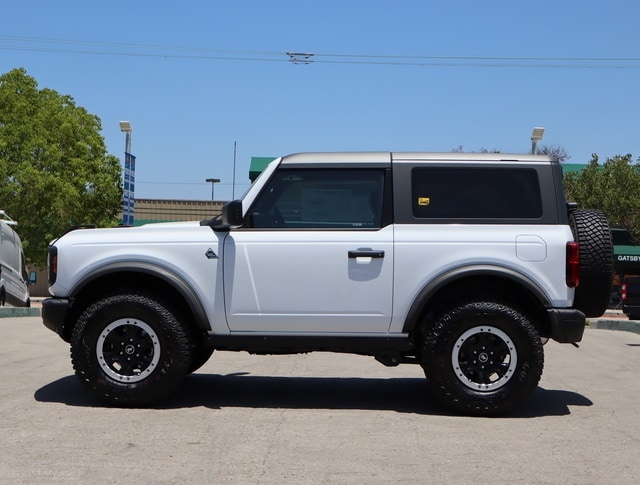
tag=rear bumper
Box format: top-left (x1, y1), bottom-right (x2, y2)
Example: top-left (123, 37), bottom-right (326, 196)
top-left (42, 297), bottom-right (71, 342)
top-left (547, 308), bottom-right (586, 343)
top-left (622, 303), bottom-right (640, 319)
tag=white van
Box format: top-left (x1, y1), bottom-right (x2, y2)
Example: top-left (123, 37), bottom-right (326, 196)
top-left (0, 211), bottom-right (34, 307)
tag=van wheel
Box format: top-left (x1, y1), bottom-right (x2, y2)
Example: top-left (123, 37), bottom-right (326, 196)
top-left (0, 289), bottom-right (5, 307)
top-left (71, 292), bottom-right (193, 406)
top-left (569, 209), bottom-right (613, 317)
top-left (421, 301), bottom-right (544, 416)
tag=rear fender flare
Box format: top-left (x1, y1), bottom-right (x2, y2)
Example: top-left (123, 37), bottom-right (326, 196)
top-left (402, 265), bottom-right (552, 333)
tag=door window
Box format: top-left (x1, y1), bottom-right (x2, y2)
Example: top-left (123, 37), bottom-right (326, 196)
top-left (248, 169), bottom-right (385, 229)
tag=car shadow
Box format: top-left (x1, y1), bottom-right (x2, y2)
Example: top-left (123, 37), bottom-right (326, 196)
top-left (34, 373), bottom-right (592, 418)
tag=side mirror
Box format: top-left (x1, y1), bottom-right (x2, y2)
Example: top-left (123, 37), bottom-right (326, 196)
top-left (222, 200), bottom-right (244, 227)
top-left (28, 271), bottom-right (37, 285)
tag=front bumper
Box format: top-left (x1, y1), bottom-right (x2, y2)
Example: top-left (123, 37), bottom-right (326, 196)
top-left (42, 297), bottom-right (71, 343)
top-left (547, 308), bottom-right (586, 343)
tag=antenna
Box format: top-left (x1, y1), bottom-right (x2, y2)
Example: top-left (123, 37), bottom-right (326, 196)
top-left (232, 141), bottom-right (237, 200)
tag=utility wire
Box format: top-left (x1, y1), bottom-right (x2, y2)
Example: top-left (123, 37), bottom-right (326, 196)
top-left (1, 34), bottom-right (640, 69)
top-left (137, 181), bottom-right (250, 187)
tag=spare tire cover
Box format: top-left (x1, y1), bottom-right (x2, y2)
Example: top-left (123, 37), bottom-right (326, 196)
top-left (569, 209), bottom-right (613, 317)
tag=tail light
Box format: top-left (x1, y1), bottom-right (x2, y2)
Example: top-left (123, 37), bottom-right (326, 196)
top-left (622, 283), bottom-right (627, 301)
top-left (566, 241), bottom-right (580, 288)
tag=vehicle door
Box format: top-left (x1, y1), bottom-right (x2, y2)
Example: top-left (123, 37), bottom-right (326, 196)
top-left (223, 165), bottom-right (393, 333)
top-left (0, 226), bottom-right (20, 301)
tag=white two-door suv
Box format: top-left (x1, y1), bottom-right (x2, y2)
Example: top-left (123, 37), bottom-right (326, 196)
top-left (42, 152), bottom-right (613, 416)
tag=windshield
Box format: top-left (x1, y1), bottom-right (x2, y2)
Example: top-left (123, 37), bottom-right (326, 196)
top-left (238, 158), bottom-right (282, 212)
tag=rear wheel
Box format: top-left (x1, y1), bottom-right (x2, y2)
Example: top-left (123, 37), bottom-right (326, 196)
top-left (71, 292), bottom-right (193, 405)
top-left (422, 301), bottom-right (544, 416)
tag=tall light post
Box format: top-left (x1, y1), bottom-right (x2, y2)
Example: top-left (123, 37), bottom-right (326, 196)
top-left (531, 127), bottom-right (545, 154)
top-left (119, 121), bottom-right (135, 226)
top-left (206, 178), bottom-right (221, 201)
top-left (119, 120), bottom-right (132, 152)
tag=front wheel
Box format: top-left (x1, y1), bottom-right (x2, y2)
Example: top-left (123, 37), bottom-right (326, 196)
top-left (422, 301), bottom-right (544, 416)
top-left (71, 292), bottom-right (193, 406)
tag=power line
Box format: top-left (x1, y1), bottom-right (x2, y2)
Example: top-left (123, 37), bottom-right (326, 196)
top-left (2, 35), bottom-right (640, 69)
top-left (0, 34), bottom-right (283, 56)
top-left (136, 180), bottom-right (250, 187)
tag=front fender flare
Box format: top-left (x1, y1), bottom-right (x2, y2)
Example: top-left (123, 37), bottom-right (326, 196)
top-left (68, 261), bottom-right (211, 331)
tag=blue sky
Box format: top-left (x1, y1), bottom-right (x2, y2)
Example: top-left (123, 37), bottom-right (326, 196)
top-left (2, 1), bottom-right (639, 201)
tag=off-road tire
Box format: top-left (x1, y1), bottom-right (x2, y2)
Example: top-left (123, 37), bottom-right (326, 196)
top-left (422, 301), bottom-right (544, 417)
top-left (71, 292), bottom-right (193, 406)
top-left (569, 209), bottom-right (614, 317)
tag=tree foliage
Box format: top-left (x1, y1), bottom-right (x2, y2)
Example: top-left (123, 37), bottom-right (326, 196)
top-left (538, 144), bottom-right (571, 162)
top-left (0, 68), bottom-right (122, 266)
top-left (451, 145), bottom-right (501, 153)
top-left (563, 153), bottom-right (640, 239)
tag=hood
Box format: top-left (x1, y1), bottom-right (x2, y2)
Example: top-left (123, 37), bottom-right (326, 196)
top-left (54, 220), bottom-right (211, 246)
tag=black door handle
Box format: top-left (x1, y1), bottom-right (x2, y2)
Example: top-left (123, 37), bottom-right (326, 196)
top-left (348, 250), bottom-right (385, 259)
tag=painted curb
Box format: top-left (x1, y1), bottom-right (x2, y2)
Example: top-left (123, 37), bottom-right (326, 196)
top-left (0, 307), bottom-right (41, 318)
top-left (588, 319), bottom-right (640, 335)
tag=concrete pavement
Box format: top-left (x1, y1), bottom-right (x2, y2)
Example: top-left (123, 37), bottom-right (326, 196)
top-left (1, 315), bottom-right (639, 484)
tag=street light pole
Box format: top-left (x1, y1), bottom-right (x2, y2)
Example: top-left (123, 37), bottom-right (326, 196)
top-left (531, 127), bottom-right (545, 154)
top-left (205, 178), bottom-right (221, 201)
top-left (119, 121), bottom-right (132, 153)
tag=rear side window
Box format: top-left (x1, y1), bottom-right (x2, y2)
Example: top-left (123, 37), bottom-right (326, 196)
top-left (412, 167), bottom-right (542, 219)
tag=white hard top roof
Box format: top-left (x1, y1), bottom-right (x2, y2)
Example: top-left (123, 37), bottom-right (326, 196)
top-left (280, 152), bottom-right (557, 164)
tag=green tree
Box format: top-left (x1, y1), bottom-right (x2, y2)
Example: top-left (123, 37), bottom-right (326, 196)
top-left (564, 153), bottom-right (640, 239)
top-left (0, 68), bottom-right (122, 266)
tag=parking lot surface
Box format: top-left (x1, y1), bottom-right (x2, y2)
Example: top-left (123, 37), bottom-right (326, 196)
top-left (1, 316), bottom-right (639, 484)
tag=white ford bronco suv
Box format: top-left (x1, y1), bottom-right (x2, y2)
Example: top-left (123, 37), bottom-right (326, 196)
top-left (42, 152), bottom-right (613, 416)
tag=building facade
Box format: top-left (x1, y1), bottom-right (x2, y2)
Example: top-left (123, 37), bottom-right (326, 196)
top-left (133, 199), bottom-right (224, 225)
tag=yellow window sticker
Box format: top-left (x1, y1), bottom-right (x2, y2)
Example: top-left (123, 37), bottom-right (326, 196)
top-left (418, 197), bottom-right (430, 206)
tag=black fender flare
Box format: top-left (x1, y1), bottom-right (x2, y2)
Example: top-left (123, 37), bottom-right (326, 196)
top-left (402, 264), bottom-right (552, 333)
top-left (68, 261), bottom-right (211, 331)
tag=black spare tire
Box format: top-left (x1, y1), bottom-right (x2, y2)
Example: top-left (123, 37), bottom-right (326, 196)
top-left (569, 209), bottom-right (613, 317)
